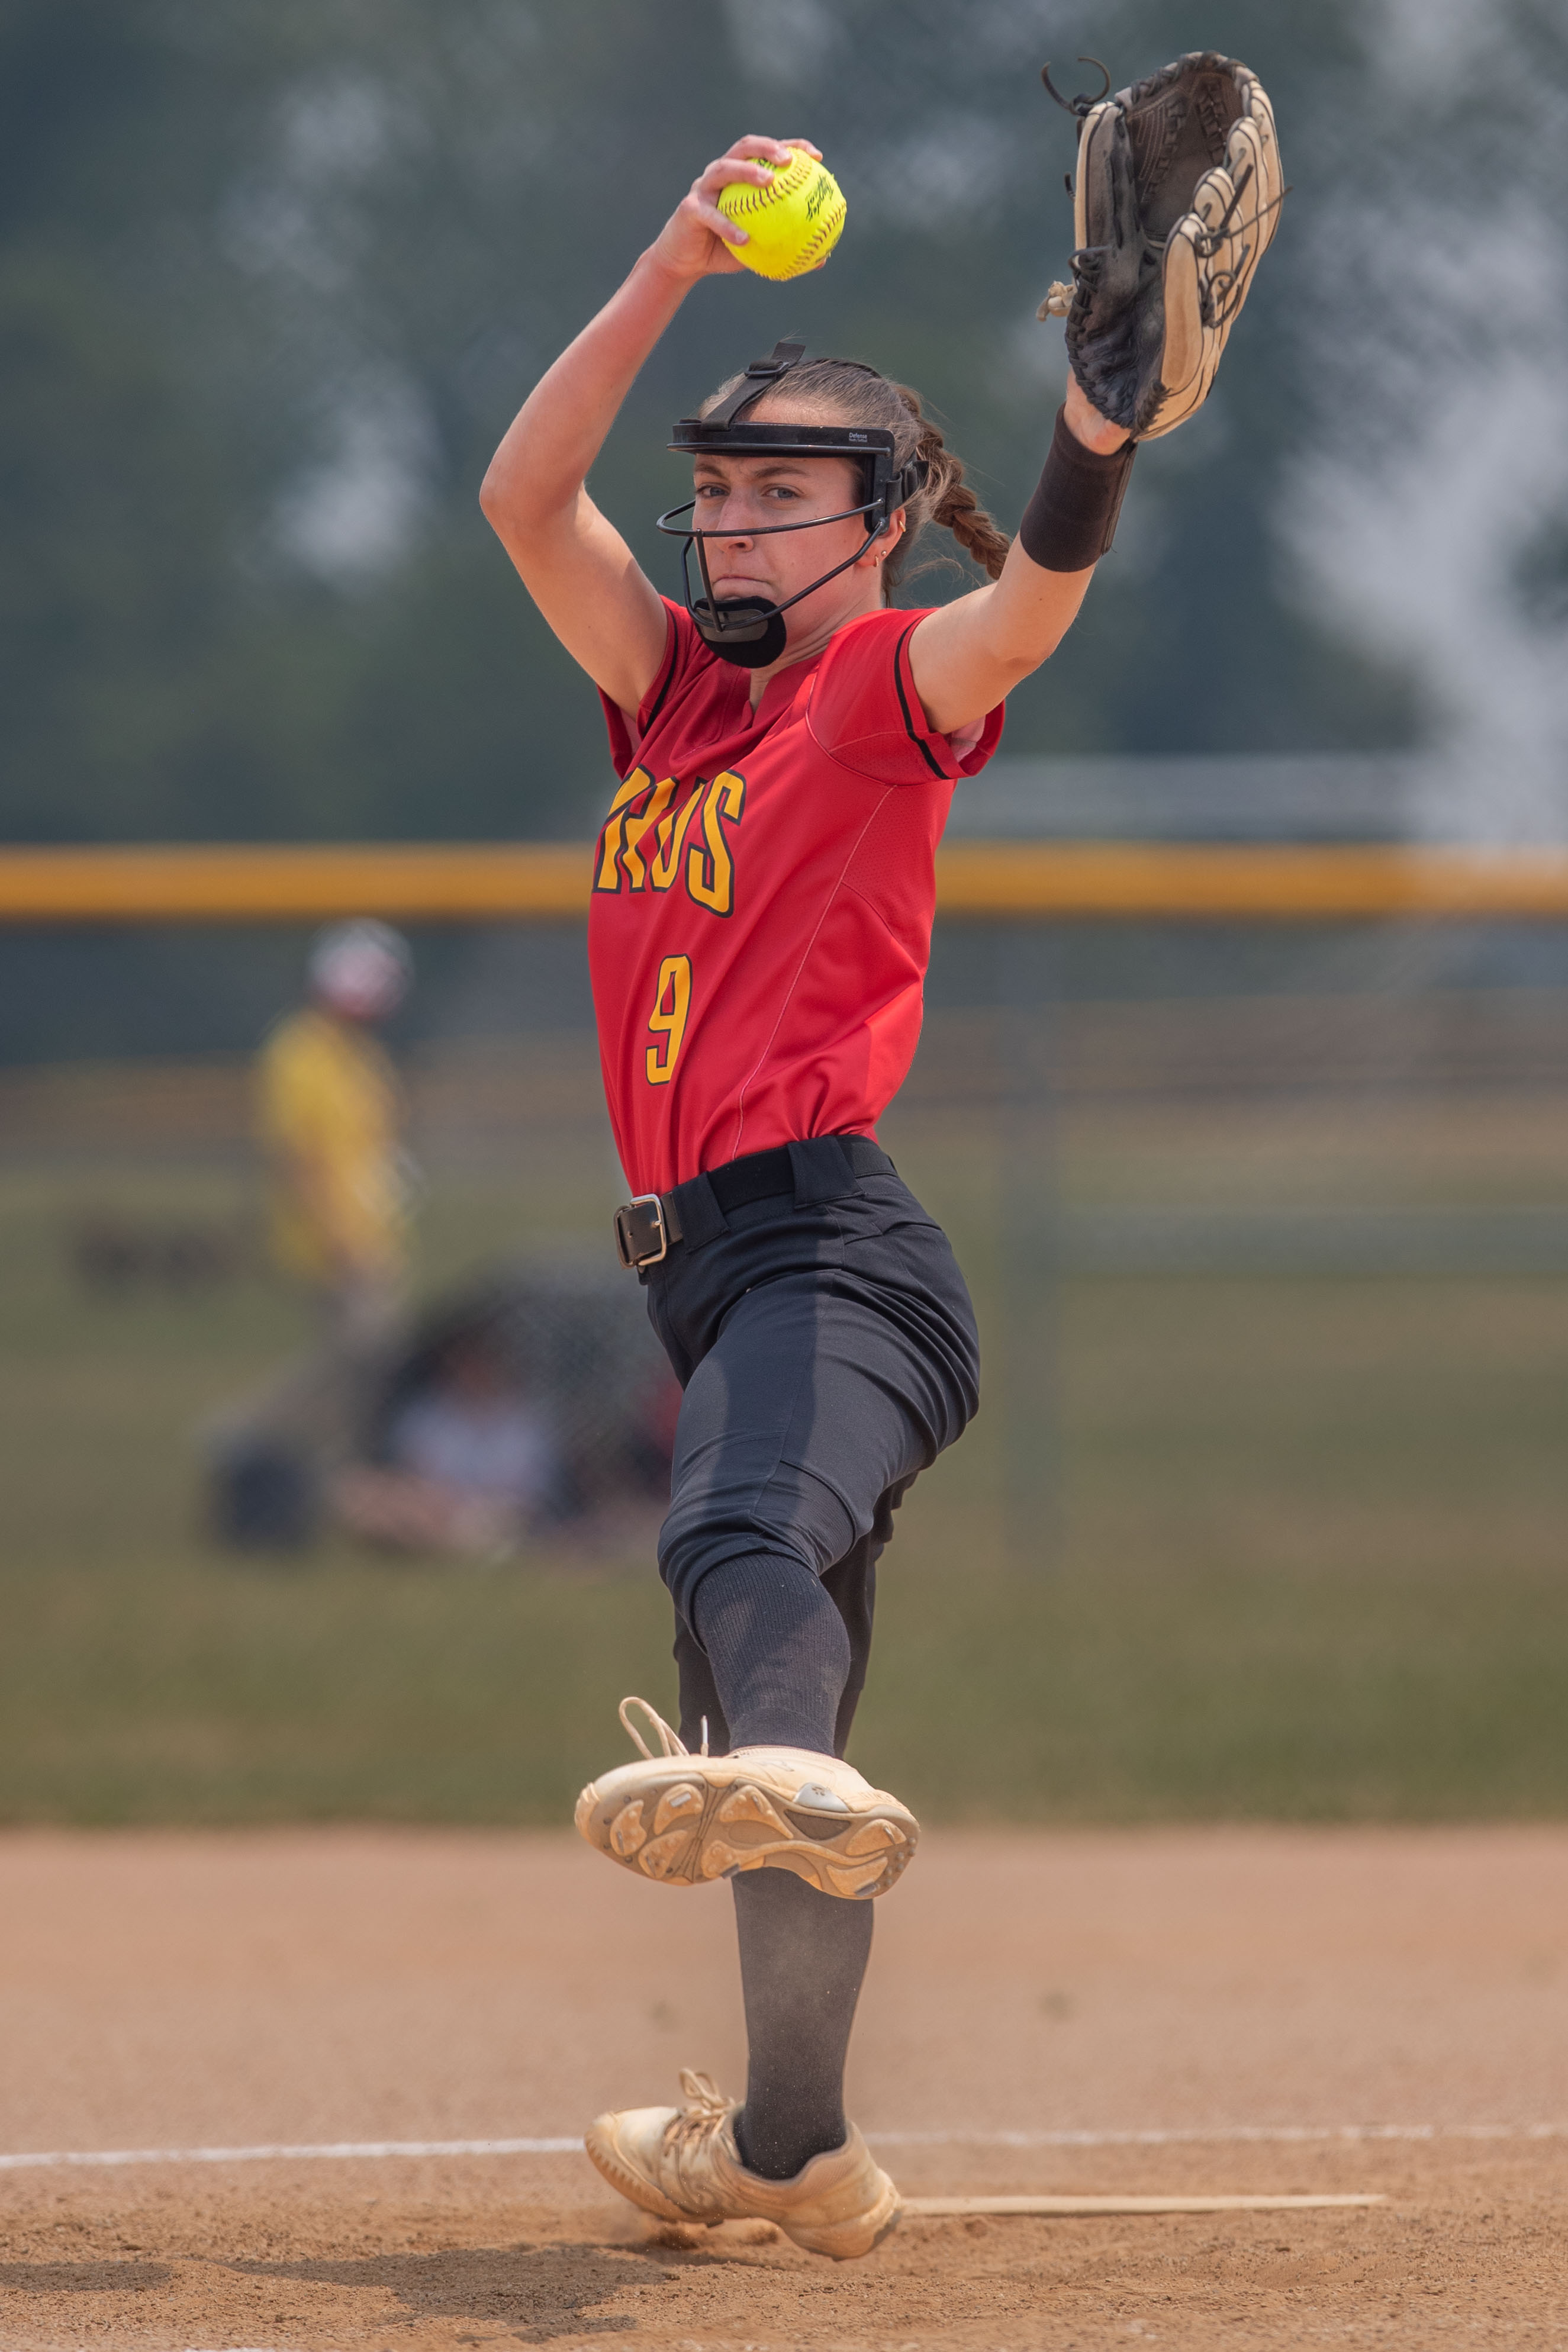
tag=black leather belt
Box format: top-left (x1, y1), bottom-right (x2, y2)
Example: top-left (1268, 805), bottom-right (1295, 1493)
top-left (614, 1135), bottom-right (894, 1270)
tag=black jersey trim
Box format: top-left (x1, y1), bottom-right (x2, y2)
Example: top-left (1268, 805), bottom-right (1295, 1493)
top-left (891, 618), bottom-right (946, 780)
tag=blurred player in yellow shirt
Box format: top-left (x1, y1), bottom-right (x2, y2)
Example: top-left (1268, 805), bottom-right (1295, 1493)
top-left (207, 921), bottom-right (414, 1545)
top-left (258, 921), bottom-right (411, 1304)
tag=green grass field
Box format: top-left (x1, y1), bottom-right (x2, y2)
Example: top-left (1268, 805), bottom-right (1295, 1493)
top-left (5, 1077), bottom-right (1568, 1827)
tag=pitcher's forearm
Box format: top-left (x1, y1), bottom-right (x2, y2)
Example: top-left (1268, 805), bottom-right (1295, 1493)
top-left (481, 252), bottom-right (691, 536)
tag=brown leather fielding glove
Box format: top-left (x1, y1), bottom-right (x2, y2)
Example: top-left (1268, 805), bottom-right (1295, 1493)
top-left (1039, 51), bottom-right (1285, 441)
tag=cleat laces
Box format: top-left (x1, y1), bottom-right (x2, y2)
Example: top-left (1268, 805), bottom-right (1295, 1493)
top-left (664, 2069), bottom-right (735, 2158)
top-left (618, 1695), bottom-right (688, 1761)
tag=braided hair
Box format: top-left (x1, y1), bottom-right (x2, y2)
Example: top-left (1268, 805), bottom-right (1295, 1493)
top-left (700, 356), bottom-right (1012, 590)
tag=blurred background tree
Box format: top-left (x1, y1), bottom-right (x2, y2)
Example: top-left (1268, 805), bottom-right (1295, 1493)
top-left (3, 0), bottom-right (1563, 1053)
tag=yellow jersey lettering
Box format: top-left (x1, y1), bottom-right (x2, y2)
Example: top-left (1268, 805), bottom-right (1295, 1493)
top-left (595, 767), bottom-right (656, 893)
top-left (648, 785), bottom-right (705, 892)
top-left (620, 775), bottom-right (678, 893)
top-left (686, 770), bottom-right (746, 916)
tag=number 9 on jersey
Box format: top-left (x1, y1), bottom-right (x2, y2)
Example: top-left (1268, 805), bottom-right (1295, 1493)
top-left (646, 955), bottom-right (692, 1086)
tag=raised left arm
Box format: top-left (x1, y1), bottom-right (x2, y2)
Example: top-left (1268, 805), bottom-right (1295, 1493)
top-left (907, 375), bottom-right (1129, 738)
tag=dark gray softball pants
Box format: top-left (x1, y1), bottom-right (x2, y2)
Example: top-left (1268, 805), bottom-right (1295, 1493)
top-left (638, 1134), bottom-right (981, 1757)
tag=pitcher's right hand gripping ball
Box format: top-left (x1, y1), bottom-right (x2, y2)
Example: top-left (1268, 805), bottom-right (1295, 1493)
top-left (1039, 50), bottom-right (1284, 440)
top-left (575, 1697), bottom-right (917, 1900)
top-left (716, 145), bottom-right (846, 280)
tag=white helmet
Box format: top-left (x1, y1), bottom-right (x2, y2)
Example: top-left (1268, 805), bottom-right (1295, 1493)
top-left (308, 920), bottom-right (412, 1021)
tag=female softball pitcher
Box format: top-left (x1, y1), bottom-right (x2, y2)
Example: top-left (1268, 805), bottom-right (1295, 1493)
top-left (481, 132), bottom-right (1135, 2258)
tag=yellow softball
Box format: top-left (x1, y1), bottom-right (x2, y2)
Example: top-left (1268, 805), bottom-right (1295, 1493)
top-left (717, 149), bottom-right (846, 281)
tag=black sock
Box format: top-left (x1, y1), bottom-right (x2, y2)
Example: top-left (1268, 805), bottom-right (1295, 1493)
top-left (691, 1552), bottom-right (850, 1753)
top-left (730, 1869), bottom-right (874, 2180)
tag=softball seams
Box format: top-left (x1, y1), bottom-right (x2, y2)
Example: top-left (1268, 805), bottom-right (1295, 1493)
top-left (732, 206), bottom-right (845, 278)
top-left (720, 153), bottom-right (814, 218)
top-left (788, 220), bottom-right (842, 266)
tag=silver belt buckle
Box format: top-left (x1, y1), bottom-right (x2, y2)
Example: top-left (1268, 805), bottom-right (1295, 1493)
top-left (614, 1192), bottom-right (669, 1270)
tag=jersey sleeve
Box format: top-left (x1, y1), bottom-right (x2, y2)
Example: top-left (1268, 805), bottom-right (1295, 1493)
top-left (598, 598), bottom-right (706, 775)
top-left (806, 607), bottom-right (1005, 787)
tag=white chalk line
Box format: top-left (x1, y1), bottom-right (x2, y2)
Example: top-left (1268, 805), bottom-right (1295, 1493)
top-left (1, 2122), bottom-right (1564, 2175)
top-left (875, 2122), bottom-right (1568, 2148)
top-left (0, 2138), bottom-right (581, 2172)
top-left (904, 2194), bottom-right (1385, 2216)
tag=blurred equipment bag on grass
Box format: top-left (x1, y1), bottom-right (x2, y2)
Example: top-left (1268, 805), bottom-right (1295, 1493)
top-left (210, 1256), bottom-right (679, 1561)
top-left (333, 1265), bottom-right (679, 1561)
top-left (1039, 50), bottom-right (1284, 440)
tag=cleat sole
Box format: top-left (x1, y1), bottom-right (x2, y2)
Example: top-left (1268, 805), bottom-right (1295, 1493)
top-left (577, 1764), bottom-right (917, 1899)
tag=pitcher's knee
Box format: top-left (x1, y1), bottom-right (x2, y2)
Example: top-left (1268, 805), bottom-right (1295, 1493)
top-left (658, 1466), bottom-right (857, 1626)
top-left (658, 1515), bottom-right (816, 1626)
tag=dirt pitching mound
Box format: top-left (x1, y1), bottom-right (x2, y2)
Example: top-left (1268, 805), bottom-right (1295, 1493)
top-left (1, 1825), bottom-right (1565, 2347)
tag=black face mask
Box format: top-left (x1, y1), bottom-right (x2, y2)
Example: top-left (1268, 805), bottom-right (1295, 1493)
top-left (656, 342), bottom-right (928, 671)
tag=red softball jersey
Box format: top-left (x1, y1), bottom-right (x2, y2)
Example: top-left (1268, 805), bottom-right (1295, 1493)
top-left (589, 597), bottom-right (1004, 1198)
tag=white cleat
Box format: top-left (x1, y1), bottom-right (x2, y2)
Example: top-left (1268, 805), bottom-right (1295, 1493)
top-left (585, 2067), bottom-right (900, 2261)
top-left (574, 1698), bottom-right (918, 1900)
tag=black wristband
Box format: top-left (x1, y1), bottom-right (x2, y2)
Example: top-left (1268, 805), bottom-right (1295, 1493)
top-left (1017, 406), bottom-right (1136, 573)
